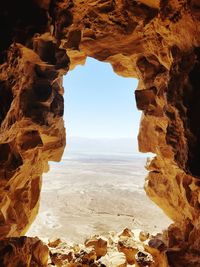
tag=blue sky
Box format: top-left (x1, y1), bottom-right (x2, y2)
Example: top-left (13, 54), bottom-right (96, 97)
top-left (63, 57), bottom-right (140, 139)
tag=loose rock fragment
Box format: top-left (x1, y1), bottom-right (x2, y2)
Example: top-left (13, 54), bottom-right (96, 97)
top-left (100, 252), bottom-right (127, 267)
top-left (46, 229), bottom-right (169, 266)
top-left (85, 237), bottom-right (108, 258)
top-left (48, 238), bottom-right (62, 248)
top-left (117, 239), bottom-right (138, 264)
top-left (139, 231), bottom-right (150, 242)
top-left (74, 248), bottom-right (97, 265)
top-left (119, 228), bottom-right (134, 238)
top-left (135, 251), bottom-right (154, 266)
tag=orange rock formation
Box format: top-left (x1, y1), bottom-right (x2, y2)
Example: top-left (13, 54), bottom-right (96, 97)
top-left (0, 0), bottom-right (199, 266)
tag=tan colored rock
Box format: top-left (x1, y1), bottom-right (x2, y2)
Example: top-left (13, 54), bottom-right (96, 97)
top-left (144, 246), bottom-right (168, 267)
top-left (100, 252), bottom-right (127, 267)
top-left (135, 251), bottom-right (154, 267)
top-left (119, 228), bottom-right (134, 238)
top-left (70, 248), bottom-right (97, 266)
top-left (117, 238), bottom-right (140, 265)
top-left (85, 237), bottom-right (108, 258)
top-left (0, 236), bottom-right (49, 267)
top-left (0, 41), bottom-right (68, 238)
top-left (51, 251), bottom-right (73, 267)
top-left (45, 229), bottom-right (168, 266)
top-left (48, 239), bottom-right (74, 266)
top-left (0, 0), bottom-right (200, 265)
top-left (48, 238), bottom-right (63, 248)
top-left (139, 231), bottom-right (150, 242)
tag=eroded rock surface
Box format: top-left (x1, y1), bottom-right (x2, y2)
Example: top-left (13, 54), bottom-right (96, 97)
top-left (0, 236), bottom-right (49, 267)
top-left (0, 42), bottom-right (67, 237)
top-left (47, 228), bottom-right (168, 267)
top-left (0, 229), bottom-right (168, 266)
top-left (0, 0), bottom-right (200, 266)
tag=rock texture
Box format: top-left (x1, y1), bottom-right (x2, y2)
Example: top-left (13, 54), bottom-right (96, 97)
top-left (47, 228), bottom-right (168, 266)
top-left (0, 228), bottom-right (169, 267)
top-left (0, 0), bottom-right (200, 266)
top-left (0, 236), bottom-right (49, 267)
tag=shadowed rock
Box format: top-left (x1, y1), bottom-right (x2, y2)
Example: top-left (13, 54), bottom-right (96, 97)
top-left (0, 0), bottom-right (199, 266)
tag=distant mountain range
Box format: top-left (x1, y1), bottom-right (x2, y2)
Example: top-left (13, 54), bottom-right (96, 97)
top-left (63, 136), bottom-right (142, 155)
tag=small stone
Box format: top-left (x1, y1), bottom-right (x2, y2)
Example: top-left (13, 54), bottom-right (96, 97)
top-left (117, 239), bottom-right (139, 265)
top-left (119, 228), bottom-right (134, 238)
top-left (48, 238), bottom-right (62, 248)
top-left (100, 252), bottom-right (127, 267)
top-left (50, 251), bottom-right (73, 266)
top-left (139, 231), bottom-right (150, 242)
top-left (74, 247), bottom-right (97, 265)
top-left (135, 251), bottom-right (154, 266)
top-left (148, 237), bottom-right (167, 251)
top-left (85, 237), bottom-right (108, 258)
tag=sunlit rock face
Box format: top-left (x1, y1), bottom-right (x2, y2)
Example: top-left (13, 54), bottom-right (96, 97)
top-left (0, 0), bottom-right (200, 265)
top-left (0, 1), bottom-right (67, 237)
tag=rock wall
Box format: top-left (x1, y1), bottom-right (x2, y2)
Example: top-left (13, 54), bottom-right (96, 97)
top-left (0, 0), bottom-right (200, 266)
top-left (0, 1), bottom-right (68, 237)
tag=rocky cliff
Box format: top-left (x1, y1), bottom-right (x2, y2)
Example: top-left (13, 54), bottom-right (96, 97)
top-left (0, 0), bottom-right (200, 266)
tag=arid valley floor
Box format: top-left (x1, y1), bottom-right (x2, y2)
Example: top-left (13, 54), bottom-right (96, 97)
top-left (28, 140), bottom-right (171, 243)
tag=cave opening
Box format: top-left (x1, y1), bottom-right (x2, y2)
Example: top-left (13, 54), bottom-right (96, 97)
top-left (27, 57), bottom-right (171, 243)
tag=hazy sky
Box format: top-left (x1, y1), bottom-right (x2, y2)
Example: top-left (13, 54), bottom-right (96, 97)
top-left (63, 57), bottom-right (141, 139)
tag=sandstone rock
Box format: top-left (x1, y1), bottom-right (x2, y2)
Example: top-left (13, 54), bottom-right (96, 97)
top-left (0, 0), bottom-right (200, 266)
top-left (0, 42), bottom-right (67, 238)
top-left (85, 237), bottom-right (108, 258)
top-left (65, 247), bottom-right (97, 266)
top-left (48, 238), bottom-right (63, 248)
top-left (143, 246), bottom-right (169, 267)
top-left (0, 236), bottom-right (49, 267)
top-left (135, 251), bottom-right (154, 267)
top-left (48, 239), bottom-right (74, 266)
top-left (99, 252), bottom-right (127, 267)
top-left (45, 229), bottom-right (168, 266)
top-left (117, 238), bottom-right (139, 265)
top-left (148, 235), bottom-right (167, 252)
top-left (118, 228), bottom-right (134, 238)
top-left (50, 251), bottom-right (73, 267)
top-left (139, 231), bottom-right (150, 242)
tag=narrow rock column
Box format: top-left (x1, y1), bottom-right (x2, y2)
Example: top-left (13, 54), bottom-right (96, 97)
top-left (0, 40), bottom-right (68, 236)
